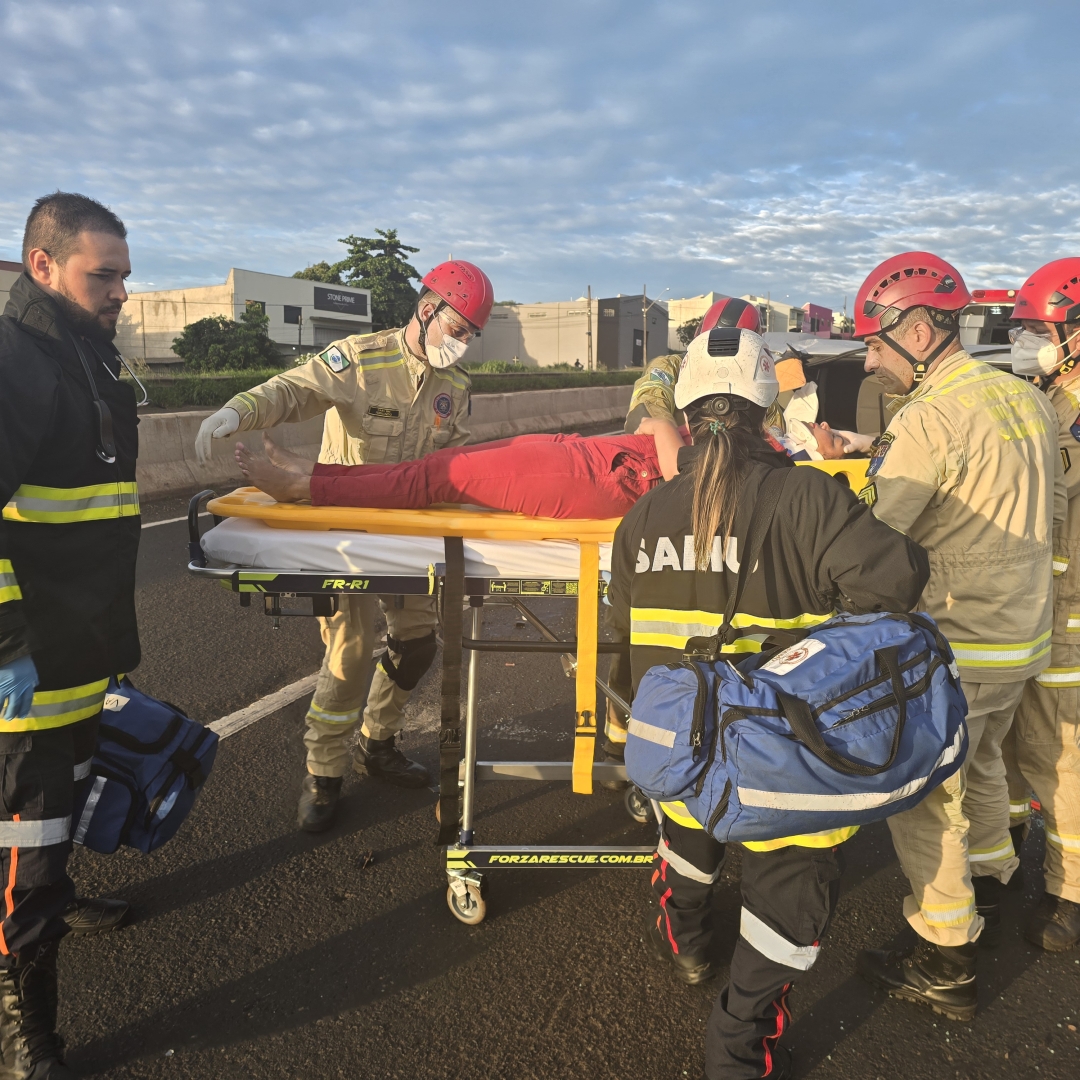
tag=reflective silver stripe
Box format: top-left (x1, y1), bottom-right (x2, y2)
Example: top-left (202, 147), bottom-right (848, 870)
top-left (0, 815), bottom-right (71, 848)
top-left (627, 717), bottom-right (676, 749)
top-left (739, 907), bottom-right (820, 970)
top-left (72, 777), bottom-right (106, 846)
top-left (24, 687), bottom-right (106, 721)
top-left (73, 757), bottom-right (93, 782)
top-left (738, 724), bottom-right (965, 812)
top-left (656, 834), bottom-right (723, 885)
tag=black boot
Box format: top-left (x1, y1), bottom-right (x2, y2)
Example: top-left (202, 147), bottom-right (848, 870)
top-left (354, 734), bottom-right (430, 788)
top-left (1007, 823), bottom-right (1027, 892)
top-left (297, 774), bottom-right (342, 833)
top-left (972, 877), bottom-right (1002, 949)
top-left (62, 897), bottom-right (130, 937)
top-left (857, 933), bottom-right (977, 1021)
top-left (646, 913), bottom-right (717, 985)
top-left (0, 943), bottom-right (73, 1079)
top-left (1025, 893), bottom-right (1080, 952)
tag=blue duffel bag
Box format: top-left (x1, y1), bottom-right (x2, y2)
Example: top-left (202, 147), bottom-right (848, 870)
top-left (72, 676), bottom-right (218, 854)
top-left (625, 471), bottom-right (969, 844)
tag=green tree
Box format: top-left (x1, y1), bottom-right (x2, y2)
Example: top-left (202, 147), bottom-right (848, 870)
top-left (172, 303), bottom-right (279, 372)
top-left (676, 318), bottom-right (701, 349)
top-left (292, 228), bottom-right (422, 331)
top-left (292, 260), bottom-right (341, 284)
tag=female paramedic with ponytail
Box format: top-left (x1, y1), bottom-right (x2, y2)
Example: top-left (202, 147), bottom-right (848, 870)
top-left (607, 327), bottom-right (930, 1080)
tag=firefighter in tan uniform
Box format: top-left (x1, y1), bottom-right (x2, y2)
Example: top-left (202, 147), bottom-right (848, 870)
top-left (999, 258), bottom-right (1080, 951)
top-left (195, 261), bottom-right (494, 831)
top-left (850, 253), bottom-right (1063, 1021)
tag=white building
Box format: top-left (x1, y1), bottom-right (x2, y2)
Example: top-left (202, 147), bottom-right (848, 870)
top-left (0, 259), bottom-right (20, 311)
top-left (460, 299), bottom-right (598, 368)
top-left (114, 268), bottom-right (372, 366)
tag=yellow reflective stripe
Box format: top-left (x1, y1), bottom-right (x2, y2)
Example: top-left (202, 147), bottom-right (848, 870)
top-left (304, 702), bottom-right (361, 726)
top-left (1067, 614), bottom-right (1080, 630)
top-left (918, 364), bottom-right (1002, 402)
top-left (233, 391), bottom-right (258, 414)
top-left (659, 801), bottom-right (702, 829)
top-left (1054, 557), bottom-right (1070, 577)
top-left (629, 607), bottom-right (833, 649)
top-left (1009, 801), bottom-right (1031, 820)
top-left (0, 560), bottom-right (20, 604)
top-left (1046, 829), bottom-right (1080, 852)
top-left (3, 482), bottom-right (140, 523)
top-left (3, 679), bottom-right (109, 732)
top-left (950, 631), bottom-right (1051, 668)
top-left (1035, 665), bottom-right (1080, 687)
top-left (743, 826), bottom-right (859, 851)
top-left (921, 897), bottom-right (976, 927)
top-left (969, 838), bottom-right (1015, 863)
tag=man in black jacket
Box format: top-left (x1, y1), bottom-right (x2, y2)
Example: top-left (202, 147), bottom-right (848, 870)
top-left (0, 194), bottom-right (140, 1079)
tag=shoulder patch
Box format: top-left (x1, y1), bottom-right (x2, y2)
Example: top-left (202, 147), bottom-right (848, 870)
top-left (433, 392), bottom-right (453, 418)
top-left (649, 368), bottom-right (674, 387)
top-left (320, 347), bottom-right (350, 373)
top-left (866, 432), bottom-right (894, 477)
top-left (857, 482), bottom-right (877, 507)
top-left (1071, 413), bottom-right (1080, 443)
top-left (1062, 448), bottom-right (1072, 475)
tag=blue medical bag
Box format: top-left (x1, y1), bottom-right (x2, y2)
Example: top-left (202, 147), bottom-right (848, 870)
top-left (624, 470), bottom-right (968, 843)
top-left (72, 676), bottom-right (218, 854)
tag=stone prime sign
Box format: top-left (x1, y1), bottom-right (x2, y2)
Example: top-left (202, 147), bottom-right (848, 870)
top-left (314, 285), bottom-right (369, 317)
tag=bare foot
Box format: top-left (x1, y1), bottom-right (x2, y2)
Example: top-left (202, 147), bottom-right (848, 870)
top-left (235, 442), bottom-right (312, 503)
top-left (262, 432), bottom-right (315, 476)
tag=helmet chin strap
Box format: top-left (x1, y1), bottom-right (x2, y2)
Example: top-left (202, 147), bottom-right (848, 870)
top-left (878, 327), bottom-right (958, 384)
top-left (415, 298), bottom-right (447, 357)
top-left (1055, 322), bottom-right (1079, 380)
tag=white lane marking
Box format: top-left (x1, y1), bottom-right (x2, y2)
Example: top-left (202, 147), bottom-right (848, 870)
top-left (143, 512), bottom-right (210, 529)
top-left (210, 674), bottom-right (318, 740)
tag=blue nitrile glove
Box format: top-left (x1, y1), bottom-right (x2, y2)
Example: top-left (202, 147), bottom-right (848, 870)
top-left (0, 655), bottom-right (38, 720)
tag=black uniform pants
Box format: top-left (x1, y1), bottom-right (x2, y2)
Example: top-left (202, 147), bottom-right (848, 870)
top-left (658, 818), bottom-right (843, 1080)
top-left (0, 715), bottom-right (98, 964)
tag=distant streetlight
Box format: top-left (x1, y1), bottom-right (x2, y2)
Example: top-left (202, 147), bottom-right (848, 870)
top-left (642, 285), bottom-right (670, 366)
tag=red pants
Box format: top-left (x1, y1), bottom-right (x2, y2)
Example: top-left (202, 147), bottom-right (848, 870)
top-left (310, 433), bottom-right (661, 519)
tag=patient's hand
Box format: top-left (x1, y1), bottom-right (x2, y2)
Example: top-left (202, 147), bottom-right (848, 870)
top-left (235, 441), bottom-right (313, 503)
top-left (635, 416), bottom-right (684, 480)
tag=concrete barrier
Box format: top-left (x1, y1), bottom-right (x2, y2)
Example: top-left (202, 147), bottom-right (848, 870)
top-left (136, 384), bottom-right (634, 500)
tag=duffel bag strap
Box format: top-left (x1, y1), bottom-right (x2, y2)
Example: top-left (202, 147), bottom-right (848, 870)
top-left (776, 646), bottom-right (908, 777)
top-left (719, 467), bottom-right (790, 647)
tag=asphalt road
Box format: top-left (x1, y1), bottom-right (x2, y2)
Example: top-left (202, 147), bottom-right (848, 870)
top-left (57, 489), bottom-right (1080, 1080)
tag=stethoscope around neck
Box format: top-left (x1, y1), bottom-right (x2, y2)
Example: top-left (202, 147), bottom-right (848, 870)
top-left (67, 332), bottom-right (148, 464)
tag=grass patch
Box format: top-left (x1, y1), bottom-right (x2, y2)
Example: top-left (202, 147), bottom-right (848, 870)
top-left (129, 366), bottom-right (642, 409)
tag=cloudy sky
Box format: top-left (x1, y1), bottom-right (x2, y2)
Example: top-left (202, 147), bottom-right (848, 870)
top-left (2, 1), bottom-right (1077, 311)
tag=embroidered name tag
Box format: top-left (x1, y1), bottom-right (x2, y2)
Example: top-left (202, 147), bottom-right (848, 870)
top-left (368, 405), bottom-right (400, 419)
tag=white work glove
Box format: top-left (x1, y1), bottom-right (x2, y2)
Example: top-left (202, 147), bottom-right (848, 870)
top-left (195, 407), bottom-right (240, 465)
top-left (0, 654), bottom-right (38, 721)
top-left (835, 429), bottom-right (876, 455)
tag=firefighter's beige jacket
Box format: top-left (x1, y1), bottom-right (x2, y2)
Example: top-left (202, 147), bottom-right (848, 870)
top-left (1031, 373), bottom-right (1080, 688)
top-left (860, 349), bottom-right (1065, 683)
top-left (224, 328), bottom-right (471, 465)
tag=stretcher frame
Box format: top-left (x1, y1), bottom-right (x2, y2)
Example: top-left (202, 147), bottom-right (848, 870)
top-left (186, 488), bottom-right (655, 925)
top-left (187, 459), bottom-right (871, 925)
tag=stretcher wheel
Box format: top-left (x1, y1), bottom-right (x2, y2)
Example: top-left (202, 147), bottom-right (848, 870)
top-left (434, 801), bottom-right (464, 827)
top-left (447, 883), bottom-right (486, 925)
top-left (624, 784), bottom-right (652, 824)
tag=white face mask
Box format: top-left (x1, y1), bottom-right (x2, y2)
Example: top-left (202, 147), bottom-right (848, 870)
top-left (1010, 326), bottom-right (1080, 377)
top-left (425, 333), bottom-right (468, 369)
top-left (423, 310), bottom-right (471, 368)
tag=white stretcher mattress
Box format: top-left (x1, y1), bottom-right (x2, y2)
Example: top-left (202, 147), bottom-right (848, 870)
top-left (201, 516), bottom-right (613, 578)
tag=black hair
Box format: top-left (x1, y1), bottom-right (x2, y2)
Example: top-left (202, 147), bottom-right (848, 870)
top-left (22, 192), bottom-right (127, 268)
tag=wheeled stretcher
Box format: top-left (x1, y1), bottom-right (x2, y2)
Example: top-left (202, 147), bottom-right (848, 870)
top-left (187, 459), bottom-right (870, 926)
top-left (188, 488), bottom-right (653, 925)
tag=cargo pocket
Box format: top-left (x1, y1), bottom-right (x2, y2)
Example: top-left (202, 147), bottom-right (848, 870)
top-left (0, 734), bottom-right (37, 816)
top-left (432, 428), bottom-right (452, 449)
top-left (360, 415), bottom-right (404, 463)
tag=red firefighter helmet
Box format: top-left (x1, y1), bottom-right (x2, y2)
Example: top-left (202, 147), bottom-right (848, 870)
top-left (854, 252), bottom-right (972, 382)
top-left (421, 260), bottom-right (495, 329)
top-left (700, 295), bottom-right (761, 334)
top-left (1011, 258), bottom-right (1080, 324)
